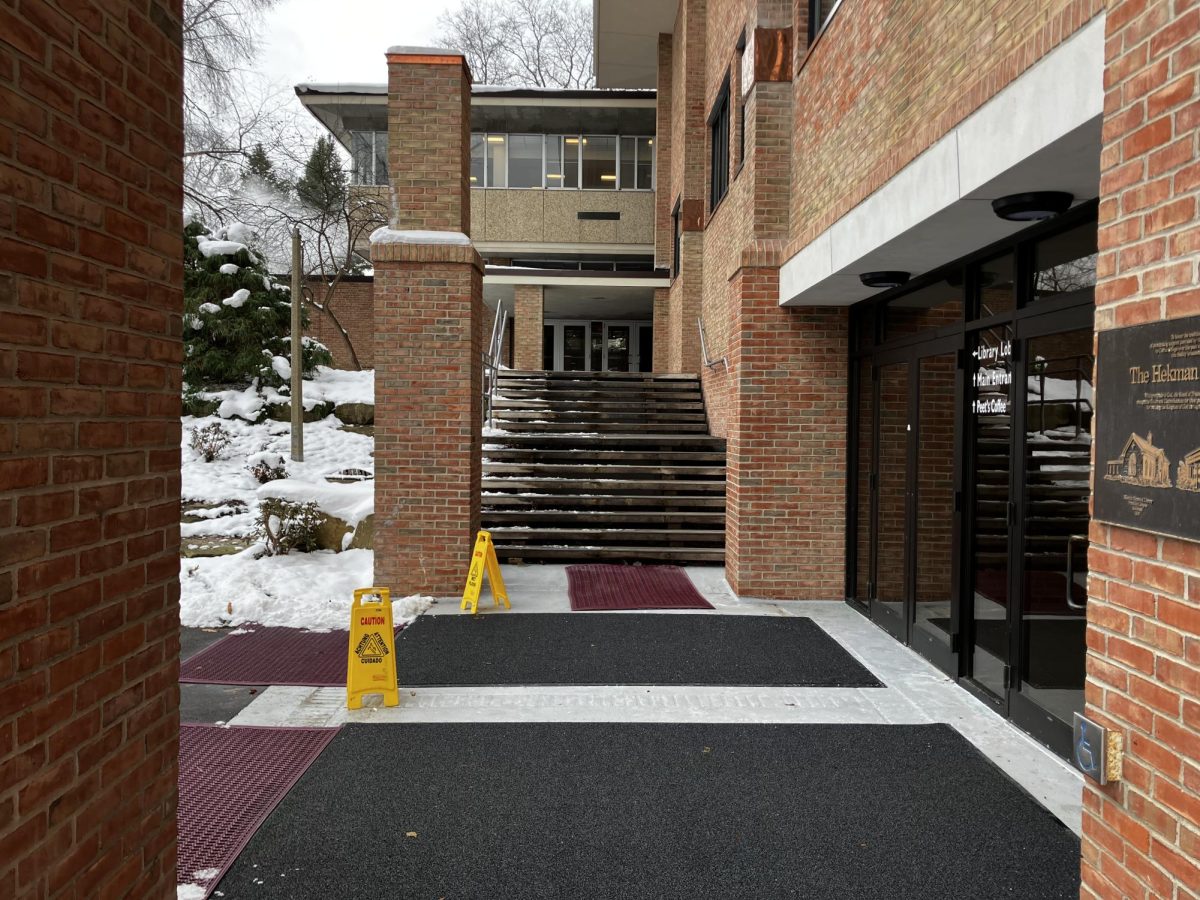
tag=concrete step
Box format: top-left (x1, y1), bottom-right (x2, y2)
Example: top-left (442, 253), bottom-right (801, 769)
top-left (495, 544), bottom-right (725, 563)
top-left (481, 493), bottom-right (726, 509)
top-left (489, 527), bottom-right (726, 544)
top-left (484, 433), bottom-right (725, 450)
top-left (493, 409), bottom-right (709, 423)
top-left (484, 462), bottom-right (726, 479)
top-left (492, 399), bottom-right (706, 412)
top-left (491, 420), bottom-right (712, 433)
top-left (483, 447), bottom-right (726, 465)
top-left (482, 477), bottom-right (726, 494)
top-left (483, 509), bottom-right (726, 526)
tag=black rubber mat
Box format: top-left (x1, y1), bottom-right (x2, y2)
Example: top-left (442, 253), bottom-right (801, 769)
top-left (216, 723), bottom-right (1081, 899)
top-left (394, 614), bottom-right (881, 686)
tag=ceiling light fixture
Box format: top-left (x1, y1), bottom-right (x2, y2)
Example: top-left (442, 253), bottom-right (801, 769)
top-left (487, 135), bottom-right (505, 144)
top-left (859, 271), bottom-right (910, 290)
top-left (991, 191), bottom-right (1074, 222)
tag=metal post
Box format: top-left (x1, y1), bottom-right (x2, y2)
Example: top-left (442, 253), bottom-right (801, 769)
top-left (290, 227), bottom-right (304, 462)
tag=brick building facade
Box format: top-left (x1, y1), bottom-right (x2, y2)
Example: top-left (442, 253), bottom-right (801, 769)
top-left (0, 0), bottom-right (183, 896)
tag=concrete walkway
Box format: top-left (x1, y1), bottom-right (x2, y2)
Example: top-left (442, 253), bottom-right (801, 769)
top-left (224, 564), bottom-right (1083, 835)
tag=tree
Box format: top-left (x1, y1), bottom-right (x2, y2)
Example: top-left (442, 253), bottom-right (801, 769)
top-left (437, 0), bottom-right (595, 89)
top-left (183, 220), bottom-right (330, 390)
top-left (243, 142), bottom-right (287, 194)
top-left (296, 137), bottom-right (348, 218)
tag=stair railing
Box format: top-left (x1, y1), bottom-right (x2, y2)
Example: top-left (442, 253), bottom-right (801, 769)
top-left (697, 317), bottom-right (729, 372)
top-left (483, 304), bottom-right (508, 430)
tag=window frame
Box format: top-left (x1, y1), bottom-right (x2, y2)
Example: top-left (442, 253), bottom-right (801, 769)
top-left (350, 130), bottom-right (389, 186)
top-left (708, 75), bottom-right (731, 211)
top-left (808, 0), bottom-right (846, 43)
top-left (469, 132), bottom-right (655, 191)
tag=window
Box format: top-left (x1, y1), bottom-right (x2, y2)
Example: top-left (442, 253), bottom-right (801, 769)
top-left (709, 77), bottom-right (730, 209)
top-left (671, 197), bottom-right (682, 278)
top-left (471, 133), bottom-right (654, 190)
top-left (620, 136), bottom-right (655, 190)
top-left (470, 134), bottom-right (485, 186)
top-left (350, 131), bottom-right (388, 186)
top-left (485, 134), bottom-right (507, 188)
top-left (547, 136), bottom-right (581, 188)
top-left (582, 135), bottom-right (617, 189)
top-left (809, 0), bottom-right (841, 41)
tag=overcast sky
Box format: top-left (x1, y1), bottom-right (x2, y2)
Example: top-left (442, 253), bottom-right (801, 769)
top-left (258, 0), bottom-right (456, 88)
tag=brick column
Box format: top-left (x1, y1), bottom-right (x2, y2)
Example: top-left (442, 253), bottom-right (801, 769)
top-left (512, 284), bottom-right (544, 371)
top-left (726, 262), bottom-right (847, 600)
top-left (0, 1), bottom-right (183, 895)
top-left (372, 47), bottom-right (481, 596)
top-left (1080, 2), bottom-right (1200, 897)
top-left (652, 287), bottom-right (670, 372)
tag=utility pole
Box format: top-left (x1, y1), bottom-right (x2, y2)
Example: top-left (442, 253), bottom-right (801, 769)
top-left (290, 227), bottom-right (304, 462)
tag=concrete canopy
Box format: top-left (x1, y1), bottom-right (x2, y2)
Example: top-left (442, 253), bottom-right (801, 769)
top-left (593, 0), bottom-right (676, 88)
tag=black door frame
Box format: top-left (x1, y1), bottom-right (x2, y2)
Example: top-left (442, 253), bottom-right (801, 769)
top-left (860, 334), bottom-right (962, 676)
top-left (1003, 302), bottom-right (1095, 757)
top-left (845, 201), bottom-right (1100, 758)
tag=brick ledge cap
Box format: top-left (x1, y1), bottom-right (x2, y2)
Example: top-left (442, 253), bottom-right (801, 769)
top-left (386, 45), bottom-right (465, 57)
top-left (371, 227), bottom-right (472, 247)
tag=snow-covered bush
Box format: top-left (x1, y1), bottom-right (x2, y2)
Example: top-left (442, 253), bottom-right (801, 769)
top-left (189, 422), bottom-right (234, 462)
top-left (247, 449), bottom-right (288, 484)
top-left (258, 498), bottom-right (323, 555)
top-left (183, 220), bottom-right (331, 391)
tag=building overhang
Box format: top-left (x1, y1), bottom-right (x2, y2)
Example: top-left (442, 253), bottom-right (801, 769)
top-left (780, 14), bottom-right (1106, 308)
top-left (484, 268), bottom-right (669, 288)
top-left (593, 0), bottom-right (677, 88)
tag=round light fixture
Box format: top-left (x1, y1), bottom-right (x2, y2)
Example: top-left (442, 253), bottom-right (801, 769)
top-left (991, 191), bottom-right (1074, 222)
top-left (860, 271), bottom-right (910, 290)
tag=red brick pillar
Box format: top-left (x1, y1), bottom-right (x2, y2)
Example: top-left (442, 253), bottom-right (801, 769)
top-left (652, 287), bottom-right (670, 373)
top-left (0, 1), bottom-right (183, 895)
top-left (371, 47), bottom-right (481, 597)
top-left (512, 284), bottom-right (544, 371)
top-left (726, 262), bottom-right (848, 600)
top-left (1081, 2), bottom-right (1200, 897)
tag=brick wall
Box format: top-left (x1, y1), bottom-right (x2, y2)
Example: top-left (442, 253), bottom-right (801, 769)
top-left (305, 277), bottom-right (374, 369)
top-left (373, 50), bottom-right (482, 597)
top-left (386, 52), bottom-right (471, 234)
top-left (512, 284), bottom-right (543, 370)
top-left (725, 264), bottom-right (847, 599)
top-left (788, 0), bottom-right (1104, 256)
top-left (1081, 1), bottom-right (1200, 897)
top-left (0, 1), bottom-right (183, 896)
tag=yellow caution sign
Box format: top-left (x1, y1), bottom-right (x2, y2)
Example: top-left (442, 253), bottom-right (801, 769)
top-left (461, 530), bottom-right (510, 615)
top-left (347, 587), bottom-right (399, 709)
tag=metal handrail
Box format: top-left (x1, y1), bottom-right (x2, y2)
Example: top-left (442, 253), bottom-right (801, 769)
top-left (697, 317), bottom-right (729, 372)
top-left (482, 304), bottom-right (508, 430)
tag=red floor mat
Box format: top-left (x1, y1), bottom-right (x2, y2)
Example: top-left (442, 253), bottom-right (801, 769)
top-left (180, 627), bottom-right (391, 686)
top-left (177, 724), bottom-right (337, 898)
top-left (567, 564), bottom-right (714, 611)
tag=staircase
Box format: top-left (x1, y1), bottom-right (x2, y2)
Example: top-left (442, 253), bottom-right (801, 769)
top-left (481, 370), bottom-right (726, 563)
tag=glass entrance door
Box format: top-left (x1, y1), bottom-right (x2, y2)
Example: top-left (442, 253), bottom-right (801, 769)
top-left (966, 324), bottom-right (1015, 703)
top-left (865, 338), bottom-right (961, 674)
top-left (1009, 315), bottom-right (1094, 755)
top-left (604, 325), bottom-right (631, 371)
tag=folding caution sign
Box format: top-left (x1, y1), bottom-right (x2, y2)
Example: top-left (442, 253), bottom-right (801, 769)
top-left (461, 530), bottom-right (510, 615)
top-left (347, 587), bottom-right (399, 709)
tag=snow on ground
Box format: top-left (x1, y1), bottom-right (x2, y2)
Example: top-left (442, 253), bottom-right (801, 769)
top-left (194, 366), bottom-right (375, 415)
top-left (177, 885), bottom-right (207, 900)
top-left (177, 368), bottom-right (427, 633)
top-left (181, 412), bottom-right (374, 540)
top-left (181, 547), bottom-right (433, 631)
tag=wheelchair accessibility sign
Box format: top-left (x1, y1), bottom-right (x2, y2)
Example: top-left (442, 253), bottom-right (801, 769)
top-left (347, 587), bottom-right (399, 709)
top-left (1073, 712), bottom-right (1122, 785)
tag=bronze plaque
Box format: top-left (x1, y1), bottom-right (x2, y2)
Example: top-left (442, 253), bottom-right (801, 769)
top-left (1095, 315), bottom-right (1200, 539)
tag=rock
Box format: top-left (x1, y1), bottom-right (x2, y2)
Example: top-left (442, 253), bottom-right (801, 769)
top-left (181, 536), bottom-right (254, 558)
top-left (313, 512), bottom-right (353, 552)
top-left (267, 401), bottom-right (335, 423)
top-left (325, 468), bottom-right (372, 484)
top-left (183, 395), bottom-right (221, 418)
top-left (338, 424), bottom-right (375, 437)
top-left (182, 500), bottom-right (248, 524)
top-left (334, 402), bottom-right (375, 426)
top-left (348, 514), bottom-right (374, 550)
